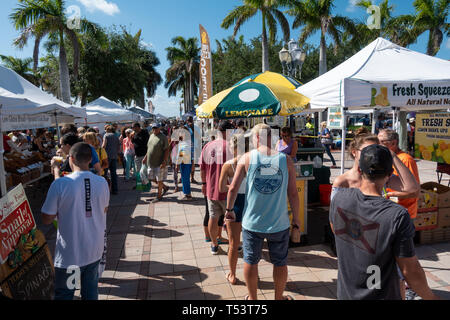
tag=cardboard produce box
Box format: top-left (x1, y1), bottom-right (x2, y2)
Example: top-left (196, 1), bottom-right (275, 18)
top-left (418, 188), bottom-right (438, 212)
top-left (420, 228), bottom-right (450, 245)
top-left (419, 182), bottom-right (450, 208)
top-left (415, 211), bottom-right (438, 231)
top-left (438, 208), bottom-right (450, 229)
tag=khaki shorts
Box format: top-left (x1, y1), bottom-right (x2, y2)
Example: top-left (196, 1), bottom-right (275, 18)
top-left (207, 199), bottom-right (226, 220)
top-left (148, 166), bottom-right (168, 182)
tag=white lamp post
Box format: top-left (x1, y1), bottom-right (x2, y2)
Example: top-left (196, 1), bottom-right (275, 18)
top-left (279, 39), bottom-right (306, 79)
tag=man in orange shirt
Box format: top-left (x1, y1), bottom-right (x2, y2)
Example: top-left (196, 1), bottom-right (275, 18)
top-left (379, 129), bottom-right (421, 300)
top-left (378, 129), bottom-right (420, 219)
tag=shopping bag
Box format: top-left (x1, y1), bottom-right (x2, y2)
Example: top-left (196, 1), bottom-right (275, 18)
top-left (136, 164), bottom-right (151, 192)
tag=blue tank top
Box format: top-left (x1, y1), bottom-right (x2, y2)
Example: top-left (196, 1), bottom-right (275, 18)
top-left (242, 150), bottom-right (290, 234)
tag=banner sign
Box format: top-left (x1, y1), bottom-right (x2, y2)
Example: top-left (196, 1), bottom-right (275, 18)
top-left (370, 82), bottom-right (450, 108)
top-left (415, 113), bottom-right (450, 164)
top-left (1, 114), bottom-right (52, 131)
top-left (327, 107), bottom-right (344, 129)
top-left (198, 25), bottom-right (213, 106)
top-left (0, 185), bottom-right (36, 264)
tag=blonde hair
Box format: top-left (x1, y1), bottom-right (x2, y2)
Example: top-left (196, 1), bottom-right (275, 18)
top-left (83, 132), bottom-right (100, 148)
top-left (349, 133), bottom-right (379, 160)
top-left (321, 121), bottom-right (327, 128)
top-left (251, 123), bottom-right (271, 137)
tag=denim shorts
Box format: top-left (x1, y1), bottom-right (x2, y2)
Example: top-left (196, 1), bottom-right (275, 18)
top-left (233, 194), bottom-right (246, 223)
top-left (242, 228), bottom-right (290, 267)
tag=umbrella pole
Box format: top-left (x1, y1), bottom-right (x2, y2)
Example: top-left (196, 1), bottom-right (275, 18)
top-left (340, 108), bottom-right (348, 175)
top-left (0, 105), bottom-right (7, 197)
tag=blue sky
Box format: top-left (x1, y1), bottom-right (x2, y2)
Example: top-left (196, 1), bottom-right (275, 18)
top-left (1, 0), bottom-right (449, 117)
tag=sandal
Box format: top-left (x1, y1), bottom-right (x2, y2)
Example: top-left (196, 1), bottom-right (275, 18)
top-left (205, 237), bottom-right (212, 243)
top-left (226, 273), bottom-right (237, 286)
top-left (283, 295), bottom-right (295, 301)
top-left (217, 238), bottom-right (229, 245)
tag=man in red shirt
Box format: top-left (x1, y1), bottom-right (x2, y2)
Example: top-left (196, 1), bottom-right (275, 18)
top-left (200, 121), bottom-right (234, 255)
top-left (3, 134), bottom-right (12, 153)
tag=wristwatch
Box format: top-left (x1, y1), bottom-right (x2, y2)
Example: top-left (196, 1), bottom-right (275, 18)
top-left (226, 208), bottom-right (234, 212)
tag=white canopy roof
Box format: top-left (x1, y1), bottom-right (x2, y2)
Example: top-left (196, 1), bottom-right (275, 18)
top-left (0, 65), bottom-right (86, 131)
top-left (297, 38), bottom-right (450, 112)
top-left (77, 96), bottom-right (142, 124)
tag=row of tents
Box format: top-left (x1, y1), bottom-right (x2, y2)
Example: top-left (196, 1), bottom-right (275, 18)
top-left (0, 64), bottom-right (157, 134)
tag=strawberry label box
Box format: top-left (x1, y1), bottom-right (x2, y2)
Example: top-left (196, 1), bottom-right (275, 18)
top-left (0, 184), bottom-right (54, 300)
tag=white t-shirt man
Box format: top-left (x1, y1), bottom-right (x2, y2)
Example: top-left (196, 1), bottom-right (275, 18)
top-left (42, 171), bottom-right (110, 269)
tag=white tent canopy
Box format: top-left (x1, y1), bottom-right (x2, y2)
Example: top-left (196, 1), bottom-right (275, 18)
top-left (297, 37), bottom-right (450, 112)
top-left (0, 65), bottom-right (86, 131)
top-left (77, 96), bottom-right (142, 124)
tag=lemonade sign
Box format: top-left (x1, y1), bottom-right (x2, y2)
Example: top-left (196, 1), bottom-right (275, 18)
top-left (415, 113), bottom-right (450, 164)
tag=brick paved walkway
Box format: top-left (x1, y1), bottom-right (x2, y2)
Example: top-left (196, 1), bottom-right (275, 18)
top-left (83, 164), bottom-right (450, 301)
top-left (37, 152), bottom-right (448, 300)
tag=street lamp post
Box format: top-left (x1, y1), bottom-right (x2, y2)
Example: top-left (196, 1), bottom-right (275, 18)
top-left (279, 39), bottom-right (306, 79)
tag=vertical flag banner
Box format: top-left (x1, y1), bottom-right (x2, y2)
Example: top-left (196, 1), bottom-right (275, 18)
top-left (199, 25), bottom-right (213, 106)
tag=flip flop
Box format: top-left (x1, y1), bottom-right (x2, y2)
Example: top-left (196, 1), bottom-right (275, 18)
top-left (284, 295), bottom-right (295, 301)
top-left (226, 273), bottom-right (237, 286)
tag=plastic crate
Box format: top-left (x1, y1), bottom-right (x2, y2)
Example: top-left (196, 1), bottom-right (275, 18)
top-left (419, 228), bottom-right (450, 245)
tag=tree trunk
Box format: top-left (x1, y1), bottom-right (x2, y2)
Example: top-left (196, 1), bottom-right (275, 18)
top-left (59, 33), bottom-right (72, 104)
top-left (261, 12), bottom-right (270, 73)
top-left (136, 89), bottom-right (146, 109)
top-left (81, 91), bottom-right (88, 107)
top-left (430, 28), bottom-right (443, 56)
top-left (319, 32), bottom-right (327, 76)
top-left (189, 72), bottom-right (194, 112)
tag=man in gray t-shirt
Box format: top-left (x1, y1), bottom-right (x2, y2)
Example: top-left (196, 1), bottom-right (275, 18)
top-left (102, 125), bottom-right (120, 194)
top-left (330, 145), bottom-right (438, 300)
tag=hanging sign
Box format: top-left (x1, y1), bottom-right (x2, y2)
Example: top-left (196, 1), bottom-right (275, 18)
top-left (1, 114), bottom-right (52, 132)
top-left (369, 82), bottom-right (450, 108)
top-left (415, 112), bottom-right (450, 164)
top-left (327, 107), bottom-right (344, 129)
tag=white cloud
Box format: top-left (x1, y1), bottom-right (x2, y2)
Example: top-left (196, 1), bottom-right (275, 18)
top-left (77, 0), bottom-right (120, 16)
top-left (140, 41), bottom-right (154, 49)
top-left (346, 0), bottom-right (359, 12)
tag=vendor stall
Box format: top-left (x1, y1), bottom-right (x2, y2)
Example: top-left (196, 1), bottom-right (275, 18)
top-left (0, 66), bottom-right (87, 196)
top-left (296, 37), bottom-right (450, 174)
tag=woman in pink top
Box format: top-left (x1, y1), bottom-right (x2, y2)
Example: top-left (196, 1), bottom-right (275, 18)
top-left (123, 129), bottom-right (136, 181)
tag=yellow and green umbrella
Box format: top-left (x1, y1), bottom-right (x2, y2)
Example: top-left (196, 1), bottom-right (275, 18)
top-left (233, 71), bottom-right (303, 89)
top-left (197, 80), bottom-right (310, 119)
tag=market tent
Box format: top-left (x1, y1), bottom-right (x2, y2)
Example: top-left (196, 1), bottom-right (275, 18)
top-left (155, 113), bottom-right (168, 121)
top-left (127, 107), bottom-right (154, 120)
top-left (77, 96), bottom-right (142, 124)
top-left (297, 37), bottom-right (450, 112)
top-left (296, 37), bottom-right (450, 173)
top-left (0, 65), bottom-right (86, 130)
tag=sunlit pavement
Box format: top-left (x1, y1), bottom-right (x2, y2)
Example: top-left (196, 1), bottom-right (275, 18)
top-left (41, 152), bottom-right (450, 300)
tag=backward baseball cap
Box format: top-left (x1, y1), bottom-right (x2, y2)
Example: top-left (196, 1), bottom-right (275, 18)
top-left (359, 144), bottom-right (393, 177)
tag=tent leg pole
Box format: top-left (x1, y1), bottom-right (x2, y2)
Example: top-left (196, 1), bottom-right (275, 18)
top-left (340, 108), bottom-right (348, 175)
top-left (0, 105), bottom-right (7, 197)
top-left (54, 112), bottom-right (61, 141)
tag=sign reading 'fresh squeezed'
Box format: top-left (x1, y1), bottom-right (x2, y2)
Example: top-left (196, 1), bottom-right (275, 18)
top-left (370, 82), bottom-right (450, 107)
top-left (415, 113), bottom-right (450, 164)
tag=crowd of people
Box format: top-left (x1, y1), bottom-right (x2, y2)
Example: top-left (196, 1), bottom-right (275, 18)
top-left (7, 115), bottom-right (435, 301)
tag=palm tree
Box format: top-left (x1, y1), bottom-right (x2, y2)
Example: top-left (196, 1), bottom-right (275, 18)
top-left (124, 29), bottom-right (162, 109)
top-left (286, 0), bottom-right (358, 75)
top-left (221, 0), bottom-right (290, 72)
top-left (10, 0), bottom-right (100, 104)
top-left (412, 0), bottom-right (449, 56)
top-left (355, 0), bottom-right (420, 48)
top-left (165, 37), bottom-right (200, 113)
top-left (0, 55), bottom-right (38, 85)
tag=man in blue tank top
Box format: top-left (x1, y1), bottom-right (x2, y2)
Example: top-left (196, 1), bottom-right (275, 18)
top-left (226, 124), bottom-right (301, 301)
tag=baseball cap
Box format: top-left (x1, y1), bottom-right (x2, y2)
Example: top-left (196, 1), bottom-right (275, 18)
top-left (359, 144), bottom-right (393, 177)
top-left (152, 123), bottom-right (161, 129)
